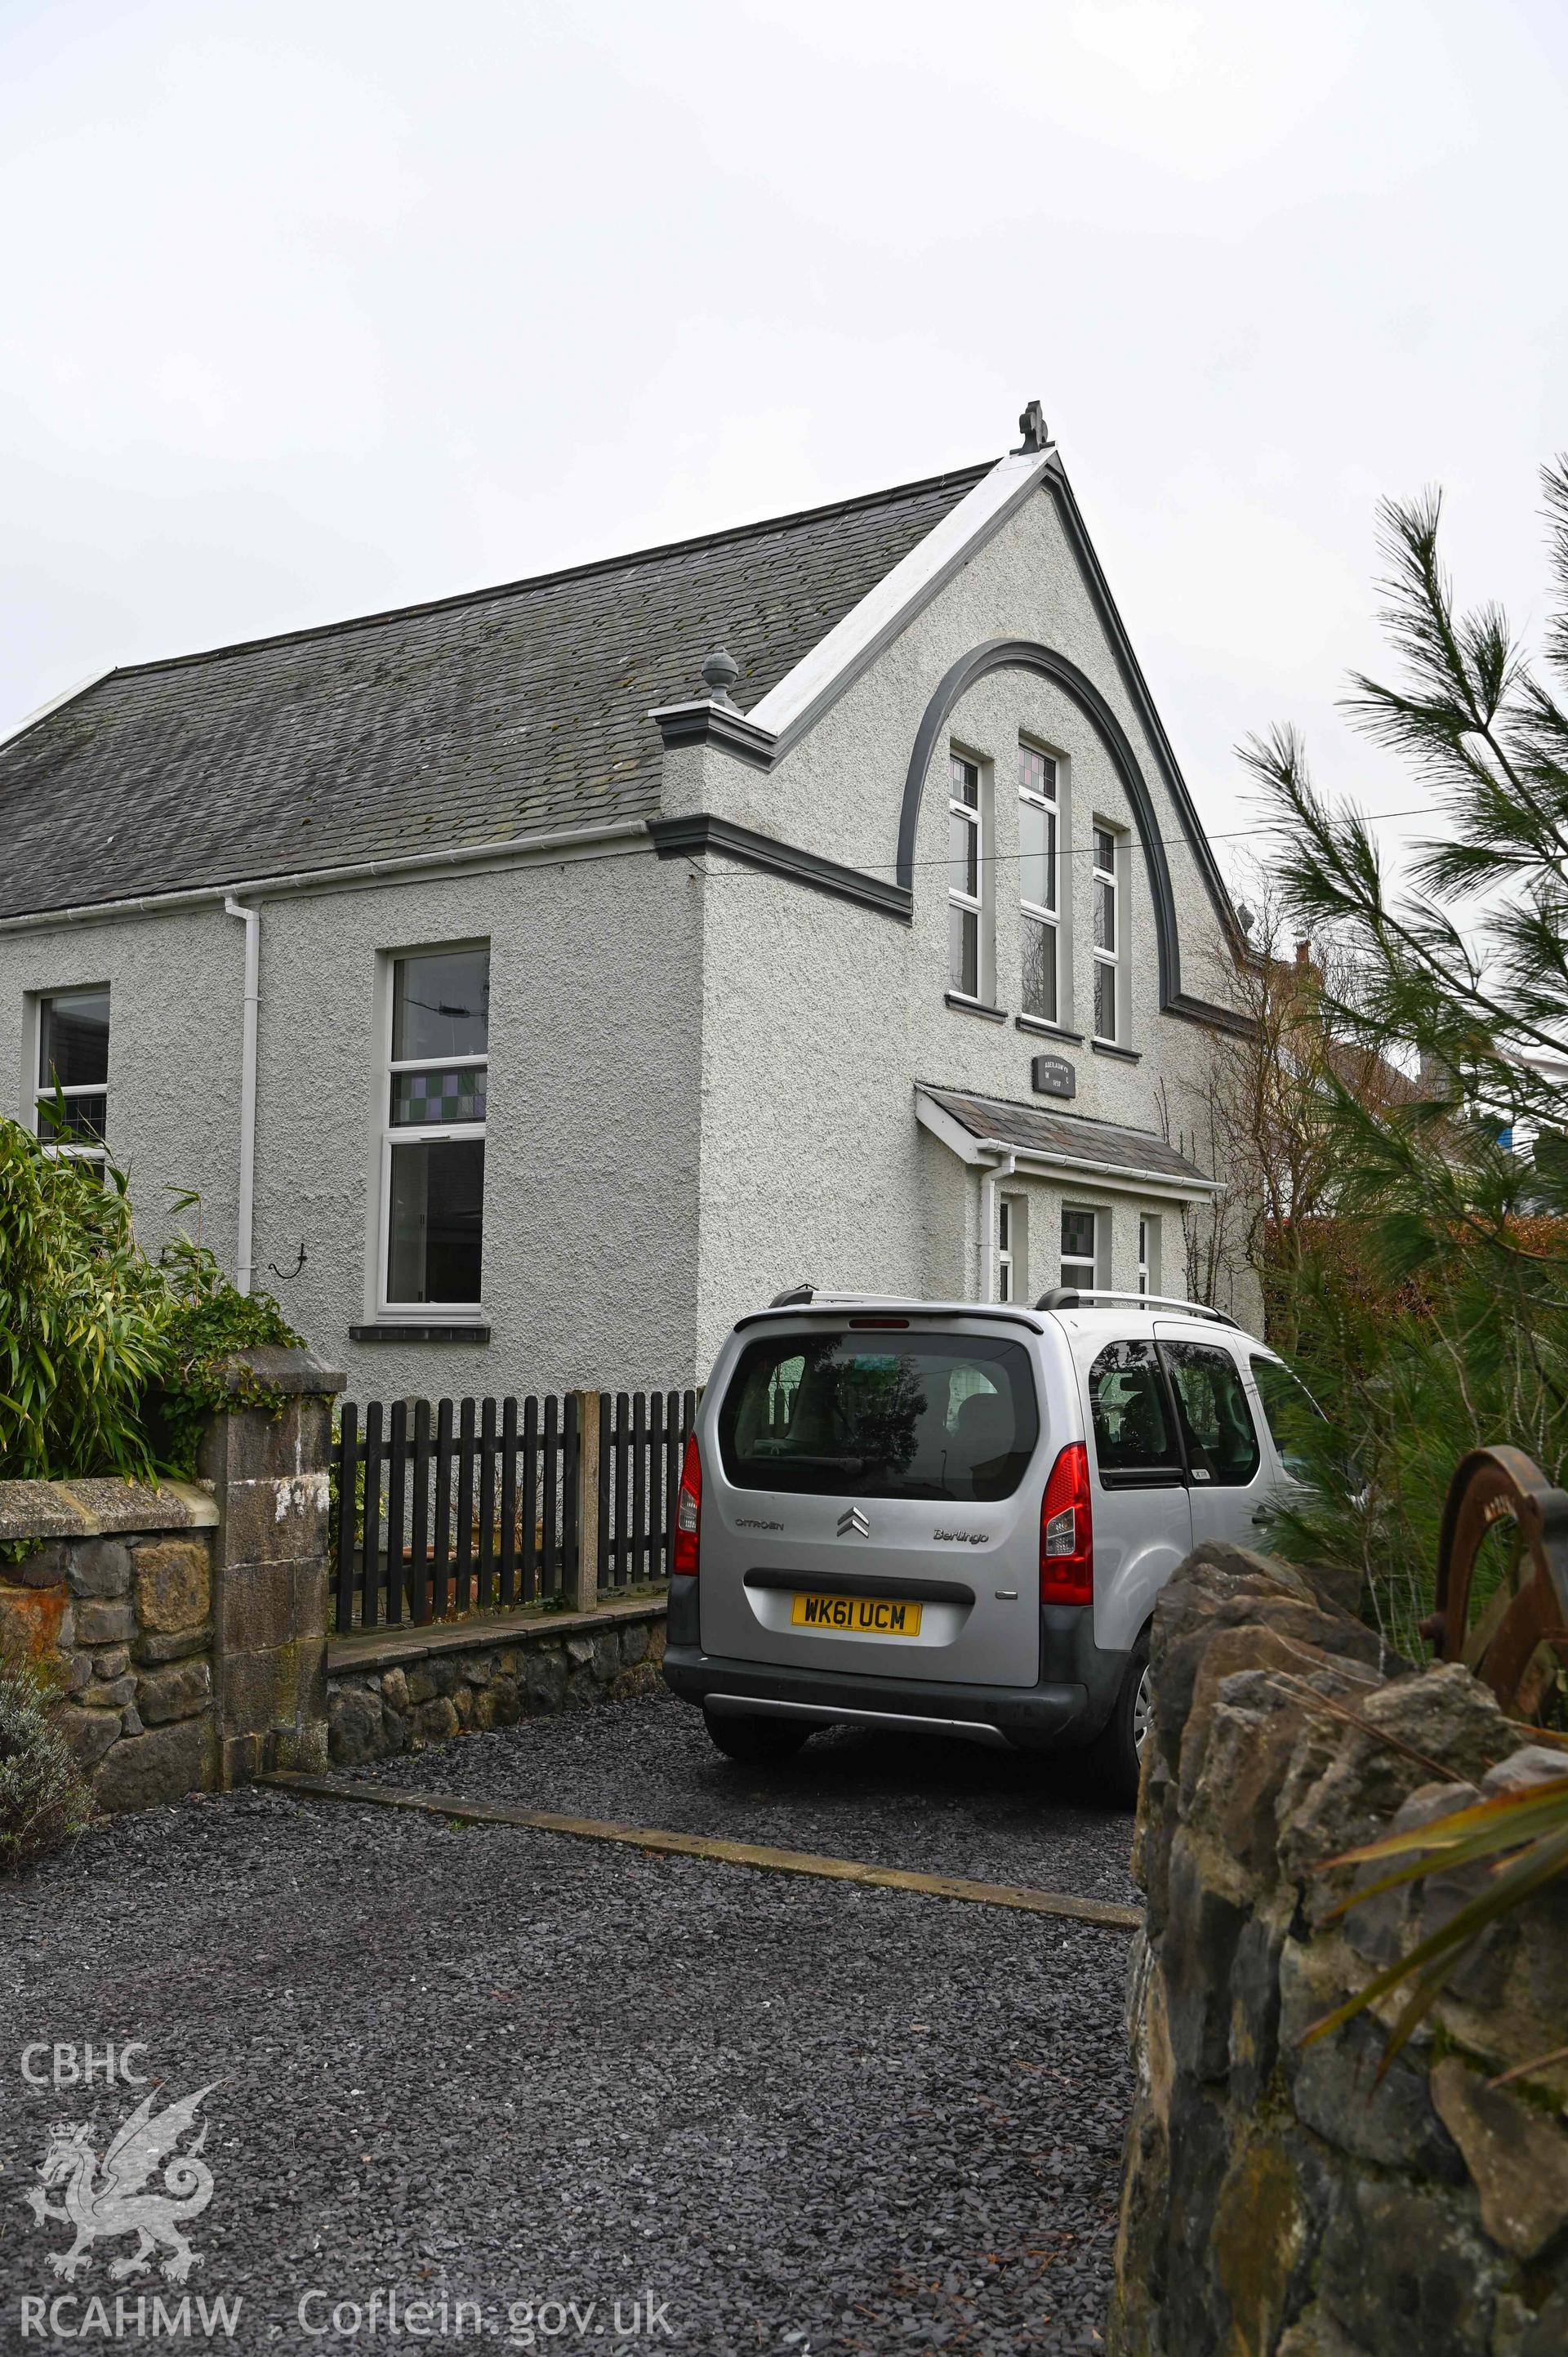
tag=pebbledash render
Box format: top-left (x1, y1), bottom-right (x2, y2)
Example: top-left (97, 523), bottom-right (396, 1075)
top-left (0, 405), bottom-right (1258, 1399)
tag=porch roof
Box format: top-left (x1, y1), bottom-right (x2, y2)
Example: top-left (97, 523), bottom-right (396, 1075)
top-left (915, 1085), bottom-right (1216, 1193)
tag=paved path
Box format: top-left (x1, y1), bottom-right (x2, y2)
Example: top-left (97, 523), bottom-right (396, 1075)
top-left (4, 1691), bottom-right (1136, 2355)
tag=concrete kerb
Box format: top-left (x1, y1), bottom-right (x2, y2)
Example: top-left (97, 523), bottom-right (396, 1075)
top-left (265, 1769), bottom-right (1146, 1928)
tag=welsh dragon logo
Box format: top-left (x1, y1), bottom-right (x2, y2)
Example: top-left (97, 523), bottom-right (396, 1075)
top-left (24, 2082), bottom-right (218, 2283)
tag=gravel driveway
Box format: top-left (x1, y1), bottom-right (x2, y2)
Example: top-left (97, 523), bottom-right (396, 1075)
top-left (4, 1692), bottom-right (1136, 2356)
top-left (361, 1688), bottom-right (1139, 1909)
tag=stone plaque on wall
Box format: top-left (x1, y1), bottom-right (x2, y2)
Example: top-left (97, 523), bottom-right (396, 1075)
top-left (1031, 1053), bottom-right (1076, 1099)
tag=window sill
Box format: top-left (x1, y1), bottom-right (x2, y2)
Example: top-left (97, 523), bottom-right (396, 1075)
top-left (944, 991), bottom-right (1008, 1023)
top-left (1091, 1040), bottom-right (1141, 1063)
top-left (350, 1321), bottom-right (492, 1344)
top-left (1015, 1015), bottom-right (1083, 1043)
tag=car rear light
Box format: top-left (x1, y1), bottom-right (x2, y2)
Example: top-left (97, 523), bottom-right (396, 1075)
top-left (1040, 1441), bottom-right (1093, 1606)
top-left (673, 1433), bottom-right (702, 1580)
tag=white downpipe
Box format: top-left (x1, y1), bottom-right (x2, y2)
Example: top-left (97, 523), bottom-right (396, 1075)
top-left (224, 898), bottom-right (260, 1294)
top-left (978, 1150), bottom-right (1017, 1302)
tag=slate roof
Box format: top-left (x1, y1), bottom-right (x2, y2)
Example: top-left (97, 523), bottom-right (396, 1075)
top-left (0, 464), bottom-right (989, 919)
top-left (918, 1085), bottom-right (1211, 1183)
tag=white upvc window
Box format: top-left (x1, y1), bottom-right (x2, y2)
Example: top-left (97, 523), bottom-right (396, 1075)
top-left (1061, 1204), bottom-right (1101, 1293)
top-left (379, 945), bottom-right (489, 1315)
top-left (1018, 742), bottom-right (1059, 1023)
top-left (1138, 1214), bottom-right (1161, 1299)
top-left (998, 1196), bottom-right (1014, 1302)
top-left (947, 752), bottom-right (983, 999)
top-left (1092, 825), bottom-right (1121, 1044)
top-left (34, 987), bottom-right (110, 1165)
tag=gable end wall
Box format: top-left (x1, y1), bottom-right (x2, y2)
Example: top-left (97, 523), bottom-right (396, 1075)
top-left (685, 480), bottom-right (1254, 1357)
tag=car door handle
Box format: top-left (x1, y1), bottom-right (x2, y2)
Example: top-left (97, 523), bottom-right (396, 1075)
top-left (1250, 1511), bottom-right (1272, 1527)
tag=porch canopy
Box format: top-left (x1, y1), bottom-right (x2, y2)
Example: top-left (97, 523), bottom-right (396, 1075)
top-left (914, 1084), bottom-right (1220, 1203)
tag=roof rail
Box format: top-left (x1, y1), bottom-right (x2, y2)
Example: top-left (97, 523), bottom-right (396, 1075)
top-left (1033, 1286), bottom-right (1240, 1329)
top-left (768, 1282), bottom-right (816, 1308)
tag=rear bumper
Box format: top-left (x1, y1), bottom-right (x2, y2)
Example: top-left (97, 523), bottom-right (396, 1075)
top-left (662, 1577), bottom-right (1124, 1753)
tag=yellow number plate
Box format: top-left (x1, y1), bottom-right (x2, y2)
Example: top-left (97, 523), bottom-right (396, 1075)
top-left (791, 1592), bottom-right (924, 1637)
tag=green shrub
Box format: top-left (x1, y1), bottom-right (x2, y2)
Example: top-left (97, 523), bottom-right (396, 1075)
top-left (0, 1646), bottom-right (93, 1873)
top-left (0, 1117), bottom-right (172, 1482)
top-left (154, 1232), bottom-right (300, 1477)
top-left (0, 1116), bottom-right (301, 1483)
top-left (1246, 463), bottom-right (1568, 1651)
top-left (1262, 1236), bottom-right (1568, 1660)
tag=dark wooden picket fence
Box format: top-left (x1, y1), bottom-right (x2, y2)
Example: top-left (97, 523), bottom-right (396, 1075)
top-left (596, 1388), bottom-right (698, 1591)
top-left (334, 1394), bottom-right (579, 1633)
top-left (333, 1387), bottom-right (696, 1635)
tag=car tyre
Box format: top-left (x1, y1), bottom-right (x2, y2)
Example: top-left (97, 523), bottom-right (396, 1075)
top-left (1085, 1630), bottom-right (1152, 1810)
top-left (702, 1708), bottom-right (811, 1766)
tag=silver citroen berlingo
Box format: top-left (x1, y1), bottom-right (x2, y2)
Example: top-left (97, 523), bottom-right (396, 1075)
top-left (662, 1285), bottom-right (1308, 1802)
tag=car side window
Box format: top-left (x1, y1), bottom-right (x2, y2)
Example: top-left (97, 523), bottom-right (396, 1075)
top-left (1250, 1354), bottom-right (1322, 1479)
top-left (1160, 1341), bottom-right (1261, 1486)
top-left (1086, 1340), bottom-right (1184, 1485)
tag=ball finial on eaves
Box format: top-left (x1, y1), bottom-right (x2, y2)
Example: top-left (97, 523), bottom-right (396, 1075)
top-left (700, 645), bottom-right (741, 710)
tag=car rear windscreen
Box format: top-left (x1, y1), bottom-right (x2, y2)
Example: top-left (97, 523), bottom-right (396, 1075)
top-left (718, 1330), bottom-right (1040, 1501)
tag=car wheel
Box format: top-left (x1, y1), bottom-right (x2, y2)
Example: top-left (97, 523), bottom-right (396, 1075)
top-left (1085, 1631), bottom-right (1152, 1810)
top-left (702, 1708), bottom-right (811, 1766)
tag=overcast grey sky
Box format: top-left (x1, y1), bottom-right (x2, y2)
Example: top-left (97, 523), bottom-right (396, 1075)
top-left (3, 0), bottom-right (1565, 872)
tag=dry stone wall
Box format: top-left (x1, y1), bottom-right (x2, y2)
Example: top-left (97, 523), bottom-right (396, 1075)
top-left (0, 1382), bottom-right (670, 1816)
top-left (327, 1601), bottom-right (666, 1765)
top-left (1110, 1544), bottom-right (1568, 2357)
top-left (0, 1483), bottom-right (219, 1811)
top-left (0, 1344), bottom-right (341, 1813)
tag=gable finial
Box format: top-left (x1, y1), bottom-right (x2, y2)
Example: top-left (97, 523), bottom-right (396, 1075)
top-left (1017, 398), bottom-right (1049, 454)
top-left (700, 644), bottom-right (741, 711)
